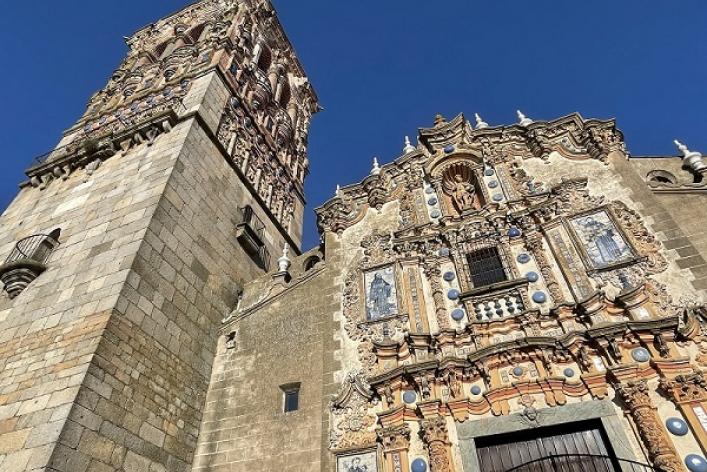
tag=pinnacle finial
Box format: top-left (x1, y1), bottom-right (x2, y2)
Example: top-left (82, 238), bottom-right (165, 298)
top-left (475, 113), bottom-right (489, 129)
top-left (277, 243), bottom-right (291, 273)
top-left (517, 110), bottom-right (533, 127)
top-left (403, 136), bottom-right (416, 154)
top-left (371, 157), bottom-right (381, 175)
top-left (674, 140), bottom-right (690, 156)
top-left (335, 184), bottom-right (342, 197)
top-left (434, 114), bottom-right (447, 127)
top-left (674, 139), bottom-right (707, 173)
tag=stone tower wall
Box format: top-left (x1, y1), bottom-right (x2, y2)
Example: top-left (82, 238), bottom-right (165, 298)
top-left (191, 240), bottom-right (343, 472)
top-left (0, 70), bottom-right (293, 471)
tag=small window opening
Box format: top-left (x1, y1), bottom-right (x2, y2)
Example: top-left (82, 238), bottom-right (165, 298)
top-left (225, 331), bottom-right (237, 350)
top-left (467, 246), bottom-right (508, 288)
top-left (281, 383), bottom-right (300, 413)
top-left (694, 173), bottom-right (704, 184)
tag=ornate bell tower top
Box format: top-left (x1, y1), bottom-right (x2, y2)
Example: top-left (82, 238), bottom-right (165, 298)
top-left (26, 0), bottom-right (319, 248)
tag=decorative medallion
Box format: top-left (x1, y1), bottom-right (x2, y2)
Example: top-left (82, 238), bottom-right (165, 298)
top-left (451, 308), bottom-right (465, 321)
top-left (517, 253), bottom-right (531, 264)
top-left (532, 292), bottom-right (547, 304)
top-left (631, 347), bottom-right (651, 363)
top-left (666, 418), bottom-right (689, 436)
top-left (686, 455), bottom-right (707, 472)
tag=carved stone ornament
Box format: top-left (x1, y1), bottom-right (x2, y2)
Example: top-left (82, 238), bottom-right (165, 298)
top-left (614, 380), bottom-right (684, 472)
top-left (421, 417), bottom-right (453, 472)
top-left (330, 372), bottom-right (378, 450)
top-left (377, 425), bottom-right (411, 453)
top-left (660, 371), bottom-right (707, 405)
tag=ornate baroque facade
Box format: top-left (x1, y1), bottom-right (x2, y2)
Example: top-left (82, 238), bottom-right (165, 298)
top-left (1, 2), bottom-right (707, 472)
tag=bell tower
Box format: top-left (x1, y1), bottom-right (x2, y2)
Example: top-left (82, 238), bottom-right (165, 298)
top-left (0, 1), bottom-right (317, 471)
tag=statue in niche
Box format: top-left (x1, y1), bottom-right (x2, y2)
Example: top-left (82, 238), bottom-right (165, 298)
top-left (451, 174), bottom-right (475, 210)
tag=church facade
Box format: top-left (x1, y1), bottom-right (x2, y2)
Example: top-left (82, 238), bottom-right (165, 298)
top-left (1, 1), bottom-right (707, 472)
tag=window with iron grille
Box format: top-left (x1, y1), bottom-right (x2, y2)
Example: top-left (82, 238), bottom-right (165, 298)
top-left (467, 246), bottom-right (508, 288)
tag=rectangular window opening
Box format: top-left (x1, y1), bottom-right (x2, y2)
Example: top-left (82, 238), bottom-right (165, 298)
top-left (467, 246), bottom-right (508, 288)
top-left (281, 383), bottom-right (300, 413)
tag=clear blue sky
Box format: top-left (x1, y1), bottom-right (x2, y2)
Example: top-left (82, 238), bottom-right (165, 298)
top-left (1, 1), bottom-right (705, 249)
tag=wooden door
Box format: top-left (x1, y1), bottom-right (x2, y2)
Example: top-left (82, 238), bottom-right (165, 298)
top-left (475, 420), bottom-right (620, 472)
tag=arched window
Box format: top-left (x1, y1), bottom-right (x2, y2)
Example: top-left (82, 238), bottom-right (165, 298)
top-left (646, 170), bottom-right (677, 186)
top-left (257, 46), bottom-right (272, 71)
top-left (303, 255), bottom-right (321, 272)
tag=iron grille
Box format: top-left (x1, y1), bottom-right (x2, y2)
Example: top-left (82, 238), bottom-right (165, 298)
top-left (467, 246), bottom-right (508, 288)
top-left (4, 234), bottom-right (60, 265)
top-left (236, 205), bottom-right (266, 242)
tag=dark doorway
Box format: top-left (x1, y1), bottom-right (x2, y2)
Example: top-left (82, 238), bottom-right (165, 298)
top-left (475, 420), bottom-right (653, 472)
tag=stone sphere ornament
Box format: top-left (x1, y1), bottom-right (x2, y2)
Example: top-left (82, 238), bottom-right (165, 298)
top-left (411, 458), bottom-right (428, 472)
top-left (484, 168), bottom-right (495, 176)
top-left (425, 187), bottom-right (435, 194)
top-left (666, 418), bottom-right (689, 436)
top-left (563, 368), bottom-right (575, 378)
top-left (444, 145), bottom-right (455, 154)
top-left (685, 454), bottom-right (707, 472)
top-left (512, 366), bottom-right (524, 377)
top-left (438, 248), bottom-right (450, 257)
top-left (430, 209), bottom-right (441, 219)
top-left (447, 289), bottom-right (460, 300)
top-left (427, 197), bottom-right (438, 206)
top-left (493, 194), bottom-right (504, 202)
top-left (631, 347), bottom-right (651, 363)
top-left (526, 272), bottom-right (540, 283)
top-left (403, 391), bottom-right (417, 404)
top-left (470, 385), bottom-right (482, 395)
top-left (532, 291), bottom-right (547, 304)
top-left (443, 271), bottom-right (456, 282)
top-left (488, 180), bottom-right (499, 189)
top-left (508, 227), bottom-right (521, 238)
top-left (451, 308), bottom-right (466, 321)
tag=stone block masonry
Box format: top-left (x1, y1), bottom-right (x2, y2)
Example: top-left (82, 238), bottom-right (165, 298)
top-left (0, 71), bottom-right (292, 471)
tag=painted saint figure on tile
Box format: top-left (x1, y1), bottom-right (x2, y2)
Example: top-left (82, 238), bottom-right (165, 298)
top-left (570, 210), bottom-right (633, 269)
top-left (364, 266), bottom-right (398, 321)
top-left (337, 450), bottom-right (378, 472)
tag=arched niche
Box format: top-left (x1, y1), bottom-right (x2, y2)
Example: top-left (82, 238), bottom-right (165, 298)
top-left (428, 154), bottom-right (486, 217)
